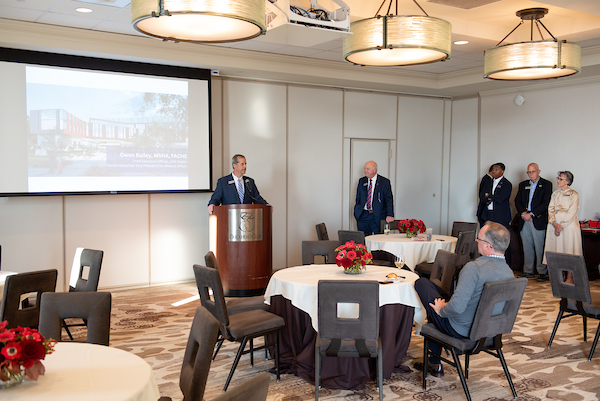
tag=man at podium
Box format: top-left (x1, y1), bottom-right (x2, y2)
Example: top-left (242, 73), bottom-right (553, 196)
top-left (208, 154), bottom-right (268, 214)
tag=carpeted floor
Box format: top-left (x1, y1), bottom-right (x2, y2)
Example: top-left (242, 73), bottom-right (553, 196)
top-left (96, 278), bottom-right (600, 401)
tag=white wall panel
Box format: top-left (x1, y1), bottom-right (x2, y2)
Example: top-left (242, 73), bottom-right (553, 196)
top-left (0, 196), bottom-right (64, 289)
top-left (149, 192), bottom-right (211, 283)
top-left (288, 86), bottom-right (343, 266)
top-left (64, 195), bottom-right (149, 288)
top-left (344, 91), bottom-right (397, 139)
top-left (222, 80), bottom-right (287, 270)
top-left (448, 97), bottom-right (479, 228)
top-left (396, 96), bottom-right (445, 234)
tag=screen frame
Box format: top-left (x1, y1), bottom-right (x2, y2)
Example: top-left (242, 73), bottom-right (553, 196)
top-left (0, 47), bottom-right (213, 197)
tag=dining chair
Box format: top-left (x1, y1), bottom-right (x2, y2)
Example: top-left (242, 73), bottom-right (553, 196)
top-left (301, 241), bottom-right (340, 265)
top-left (315, 223), bottom-right (329, 241)
top-left (204, 251), bottom-right (269, 315)
top-left (315, 280), bottom-right (382, 401)
top-left (63, 248), bottom-right (104, 340)
top-left (39, 291), bottom-right (112, 345)
top-left (429, 250), bottom-right (459, 297)
top-left (0, 269), bottom-right (57, 329)
top-left (415, 230), bottom-right (475, 279)
top-left (546, 252), bottom-right (600, 360)
top-left (193, 264), bottom-right (284, 392)
top-left (379, 219), bottom-right (402, 233)
top-left (158, 305), bottom-right (221, 401)
top-left (451, 221), bottom-right (478, 258)
top-left (338, 230), bottom-right (365, 245)
top-left (210, 372), bottom-right (270, 401)
top-left (420, 278), bottom-right (527, 401)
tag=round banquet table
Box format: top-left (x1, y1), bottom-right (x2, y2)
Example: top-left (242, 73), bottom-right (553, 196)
top-left (366, 233), bottom-right (457, 271)
top-left (264, 264), bottom-right (425, 390)
top-left (2, 342), bottom-right (160, 401)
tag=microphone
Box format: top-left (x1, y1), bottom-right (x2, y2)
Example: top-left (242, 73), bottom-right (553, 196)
top-left (244, 178), bottom-right (257, 203)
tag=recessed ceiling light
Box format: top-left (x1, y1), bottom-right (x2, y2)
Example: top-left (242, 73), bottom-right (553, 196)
top-left (76, 7), bottom-right (93, 13)
top-left (454, 40), bottom-right (469, 45)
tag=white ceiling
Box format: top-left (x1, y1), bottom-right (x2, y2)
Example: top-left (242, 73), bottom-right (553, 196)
top-left (2, 0), bottom-right (600, 96)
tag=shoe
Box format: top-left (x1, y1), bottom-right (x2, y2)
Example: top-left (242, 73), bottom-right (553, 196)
top-left (536, 274), bottom-right (548, 282)
top-left (517, 273), bottom-right (536, 278)
top-left (413, 361), bottom-right (444, 377)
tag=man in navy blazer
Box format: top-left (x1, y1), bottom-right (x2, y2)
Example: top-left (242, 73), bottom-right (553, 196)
top-left (476, 165), bottom-right (494, 227)
top-left (353, 161), bottom-right (394, 236)
top-left (208, 154), bottom-right (268, 214)
top-left (515, 163), bottom-right (552, 281)
top-left (479, 163), bottom-right (512, 229)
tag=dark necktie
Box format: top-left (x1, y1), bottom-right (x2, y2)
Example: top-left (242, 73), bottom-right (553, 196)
top-left (366, 179), bottom-right (373, 210)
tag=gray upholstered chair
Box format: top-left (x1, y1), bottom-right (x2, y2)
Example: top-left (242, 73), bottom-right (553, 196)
top-left (415, 230), bottom-right (475, 278)
top-left (315, 223), bottom-right (329, 241)
top-left (211, 372), bottom-right (270, 401)
top-left (315, 280), bottom-right (382, 401)
top-left (39, 291), bottom-right (112, 345)
top-left (204, 251), bottom-right (268, 315)
top-left (193, 264), bottom-right (284, 392)
top-left (338, 230), bottom-right (366, 245)
top-left (546, 252), bottom-right (600, 360)
top-left (451, 222), bottom-right (478, 258)
top-left (429, 250), bottom-right (459, 297)
top-left (420, 278), bottom-right (527, 401)
top-left (301, 241), bottom-right (340, 265)
top-left (0, 269), bottom-right (57, 329)
top-left (63, 248), bottom-right (104, 340)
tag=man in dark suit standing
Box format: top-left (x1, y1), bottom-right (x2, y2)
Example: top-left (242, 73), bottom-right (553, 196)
top-left (479, 163), bottom-right (512, 229)
top-left (476, 165), bottom-right (495, 227)
top-left (207, 154), bottom-right (268, 214)
top-left (515, 163), bottom-right (552, 281)
top-left (353, 161), bottom-right (394, 236)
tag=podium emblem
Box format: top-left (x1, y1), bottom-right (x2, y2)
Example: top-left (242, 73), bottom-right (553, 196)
top-left (228, 208), bottom-right (263, 241)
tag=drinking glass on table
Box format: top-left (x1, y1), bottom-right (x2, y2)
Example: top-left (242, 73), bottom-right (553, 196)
top-left (384, 223), bottom-right (390, 235)
top-left (394, 254), bottom-right (405, 269)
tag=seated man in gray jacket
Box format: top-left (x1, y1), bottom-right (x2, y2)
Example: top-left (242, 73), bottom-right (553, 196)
top-left (413, 221), bottom-right (514, 376)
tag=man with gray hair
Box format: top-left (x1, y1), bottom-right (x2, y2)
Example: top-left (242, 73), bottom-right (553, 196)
top-left (413, 221), bottom-right (514, 376)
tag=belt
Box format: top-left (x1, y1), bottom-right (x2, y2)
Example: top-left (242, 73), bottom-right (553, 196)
top-left (366, 210), bottom-right (373, 213)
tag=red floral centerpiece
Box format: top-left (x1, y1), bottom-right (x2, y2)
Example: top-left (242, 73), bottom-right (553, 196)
top-left (398, 219), bottom-right (426, 238)
top-left (335, 241), bottom-right (373, 274)
top-left (0, 321), bottom-right (56, 388)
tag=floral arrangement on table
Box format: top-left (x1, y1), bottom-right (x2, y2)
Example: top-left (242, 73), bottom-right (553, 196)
top-left (0, 321), bottom-right (56, 387)
top-left (335, 241), bottom-right (373, 274)
top-left (398, 219), bottom-right (426, 238)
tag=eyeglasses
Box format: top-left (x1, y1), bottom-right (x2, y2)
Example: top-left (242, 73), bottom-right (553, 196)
top-left (526, 170), bottom-right (538, 174)
top-left (476, 237), bottom-right (491, 245)
top-left (557, 177), bottom-right (566, 181)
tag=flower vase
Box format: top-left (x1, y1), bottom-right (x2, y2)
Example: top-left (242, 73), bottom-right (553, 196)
top-left (0, 369), bottom-right (24, 390)
top-left (344, 263), bottom-right (364, 274)
top-left (406, 231), bottom-right (417, 238)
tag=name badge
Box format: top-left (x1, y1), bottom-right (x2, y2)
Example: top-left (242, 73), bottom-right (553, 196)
top-left (228, 180), bottom-right (234, 184)
top-left (363, 183), bottom-right (368, 186)
top-left (564, 194), bottom-right (571, 196)
top-left (525, 186), bottom-right (531, 190)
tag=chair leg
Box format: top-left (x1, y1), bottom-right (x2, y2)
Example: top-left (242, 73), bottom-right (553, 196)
top-left (588, 322), bottom-right (600, 361)
top-left (548, 310), bottom-right (564, 348)
top-left (223, 337), bottom-right (248, 392)
top-left (464, 354), bottom-right (470, 380)
top-left (377, 348), bottom-right (383, 401)
top-left (250, 338), bottom-right (254, 367)
top-left (422, 337), bottom-right (429, 390)
top-left (583, 316), bottom-right (588, 342)
top-left (315, 347), bottom-right (320, 401)
top-left (275, 331), bottom-right (280, 382)
top-left (213, 337), bottom-right (225, 361)
top-left (264, 334), bottom-right (268, 360)
top-left (62, 319), bottom-right (74, 341)
top-left (497, 348), bottom-right (517, 399)
top-left (450, 348), bottom-right (471, 401)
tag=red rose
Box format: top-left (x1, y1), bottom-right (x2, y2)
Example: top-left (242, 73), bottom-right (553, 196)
top-left (19, 340), bottom-right (46, 368)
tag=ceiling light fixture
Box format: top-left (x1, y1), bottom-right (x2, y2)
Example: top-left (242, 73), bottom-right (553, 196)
top-left (343, 0), bottom-right (451, 67)
top-left (454, 40), bottom-right (468, 45)
top-left (76, 7), bottom-right (93, 13)
top-left (484, 8), bottom-right (581, 80)
top-left (131, 0), bottom-right (266, 43)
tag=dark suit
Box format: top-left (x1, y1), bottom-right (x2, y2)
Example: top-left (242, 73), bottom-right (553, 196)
top-left (476, 174), bottom-right (493, 227)
top-left (515, 177), bottom-right (552, 274)
top-left (208, 174), bottom-right (268, 206)
top-left (479, 176), bottom-right (512, 228)
top-left (353, 175), bottom-right (394, 235)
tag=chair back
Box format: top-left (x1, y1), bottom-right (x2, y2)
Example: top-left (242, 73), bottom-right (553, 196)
top-left (379, 219), bottom-right (402, 233)
top-left (468, 278), bottom-right (527, 341)
top-left (0, 269), bottom-right (57, 329)
top-left (301, 241), bottom-right (339, 265)
top-left (338, 230), bottom-right (366, 245)
top-left (315, 223), bottom-right (329, 241)
top-left (69, 248), bottom-right (103, 292)
top-left (180, 306), bottom-right (221, 401)
top-left (204, 251), bottom-right (219, 269)
top-left (546, 252), bottom-right (591, 304)
top-left (39, 291), bottom-right (111, 345)
top-left (318, 280), bottom-right (379, 344)
top-left (210, 372), bottom-right (270, 401)
top-left (192, 264), bottom-right (230, 333)
top-left (429, 250), bottom-right (458, 296)
top-left (451, 222), bottom-right (477, 238)
top-left (455, 230), bottom-right (475, 267)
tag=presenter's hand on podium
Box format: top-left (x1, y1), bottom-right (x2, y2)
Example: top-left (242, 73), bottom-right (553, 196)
top-left (208, 205), bottom-right (214, 215)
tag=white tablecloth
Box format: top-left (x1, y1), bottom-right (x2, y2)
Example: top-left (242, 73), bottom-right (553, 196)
top-left (264, 264), bottom-right (425, 332)
top-left (366, 234), bottom-right (457, 271)
top-left (2, 342), bottom-right (160, 401)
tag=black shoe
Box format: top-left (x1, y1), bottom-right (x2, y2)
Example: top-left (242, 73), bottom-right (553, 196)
top-left (413, 361), bottom-right (444, 377)
top-left (517, 273), bottom-right (536, 278)
top-left (536, 274), bottom-right (548, 282)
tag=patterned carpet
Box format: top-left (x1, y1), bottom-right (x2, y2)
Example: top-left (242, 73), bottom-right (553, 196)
top-left (97, 278), bottom-right (600, 401)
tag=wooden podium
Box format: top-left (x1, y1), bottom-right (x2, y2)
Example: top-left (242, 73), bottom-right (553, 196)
top-left (210, 204), bottom-right (272, 296)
